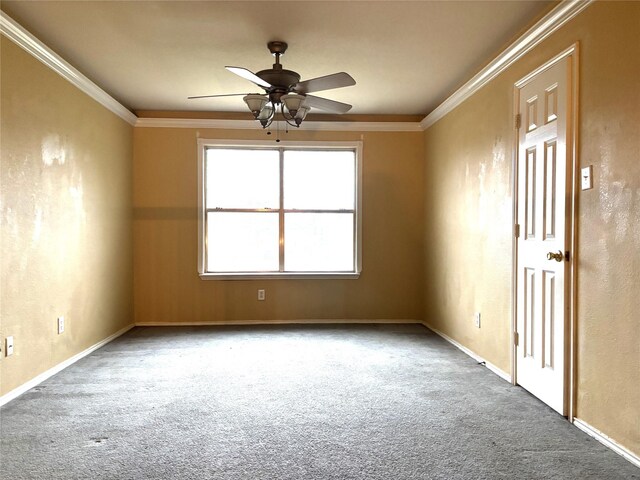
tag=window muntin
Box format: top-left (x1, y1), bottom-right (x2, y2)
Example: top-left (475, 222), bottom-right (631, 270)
top-left (199, 141), bottom-right (361, 278)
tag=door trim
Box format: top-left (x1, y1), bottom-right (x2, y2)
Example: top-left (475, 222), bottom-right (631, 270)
top-left (511, 43), bottom-right (579, 420)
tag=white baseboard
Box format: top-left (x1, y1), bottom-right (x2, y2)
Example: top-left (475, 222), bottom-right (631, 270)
top-left (423, 323), bottom-right (639, 468)
top-left (0, 324), bottom-right (135, 407)
top-left (573, 418), bottom-right (640, 469)
top-left (423, 323), bottom-right (512, 382)
top-left (5, 320), bottom-right (637, 470)
top-left (135, 319), bottom-right (422, 327)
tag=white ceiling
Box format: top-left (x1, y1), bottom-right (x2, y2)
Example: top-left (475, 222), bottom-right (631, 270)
top-left (1, 1), bottom-right (555, 117)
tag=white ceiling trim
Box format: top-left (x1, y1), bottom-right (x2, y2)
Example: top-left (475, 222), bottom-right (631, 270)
top-left (420, 0), bottom-right (593, 130)
top-left (1, 10), bottom-right (419, 133)
top-left (135, 118), bottom-right (257, 129)
top-left (135, 118), bottom-right (423, 132)
top-left (1, 11), bottom-right (137, 126)
top-left (2, 2), bottom-right (592, 133)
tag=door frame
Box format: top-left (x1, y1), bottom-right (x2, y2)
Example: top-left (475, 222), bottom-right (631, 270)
top-left (511, 43), bottom-right (580, 420)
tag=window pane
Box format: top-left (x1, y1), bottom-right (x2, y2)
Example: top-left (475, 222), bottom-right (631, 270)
top-left (207, 212), bottom-right (279, 272)
top-left (284, 213), bottom-right (354, 271)
top-left (284, 150), bottom-right (355, 210)
top-left (206, 148), bottom-right (279, 209)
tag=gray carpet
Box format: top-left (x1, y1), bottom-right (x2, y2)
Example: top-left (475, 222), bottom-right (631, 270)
top-left (0, 324), bottom-right (637, 479)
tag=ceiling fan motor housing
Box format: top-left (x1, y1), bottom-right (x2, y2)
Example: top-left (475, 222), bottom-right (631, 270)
top-left (256, 69), bottom-right (301, 93)
top-left (258, 40), bottom-right (301, 100)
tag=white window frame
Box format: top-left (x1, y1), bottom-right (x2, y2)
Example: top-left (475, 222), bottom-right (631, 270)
top-left (197, 139), bottom-right (363, 280)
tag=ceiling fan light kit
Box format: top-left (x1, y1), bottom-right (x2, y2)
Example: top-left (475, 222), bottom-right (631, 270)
top-left (257, 104), bottom-right (274, 122)
top-left (243, 94), bottom-right (268, 115)
top-left (189, 41), bottom-right (356, 130)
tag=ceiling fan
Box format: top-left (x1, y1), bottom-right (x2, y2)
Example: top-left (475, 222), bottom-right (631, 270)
top-left (188, 41), bottom-right (356, 128)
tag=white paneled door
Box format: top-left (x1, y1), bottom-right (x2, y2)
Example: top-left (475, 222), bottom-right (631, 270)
top-left (515, 54), bottom-right (574, 415)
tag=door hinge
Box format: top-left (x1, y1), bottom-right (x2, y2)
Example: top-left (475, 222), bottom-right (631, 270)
top-left (514, 332), bottom-right (519, 346)
top-left (514, 223), bottom-right (520, 238)
top-left (515, 113), bottom-right (521, 130)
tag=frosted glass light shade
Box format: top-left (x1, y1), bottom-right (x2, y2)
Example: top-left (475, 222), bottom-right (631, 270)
top-left (243, 94), bottom-right (268, 114)
top-left (257, 103), bottom-right (273, 120)
top-left (281, 94), bottom-right (305, 114)
top-left (295, 106), bottom-right (310, 122)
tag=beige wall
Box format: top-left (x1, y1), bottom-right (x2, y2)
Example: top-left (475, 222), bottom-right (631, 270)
top-left (133, 128), bottom-right (424, 324)
top-left (423, 1), bottom-right (639, 456)
top-left (0, 38), bottom-right (134, 396)
top-left (3, 0), bottom-right (638, 461)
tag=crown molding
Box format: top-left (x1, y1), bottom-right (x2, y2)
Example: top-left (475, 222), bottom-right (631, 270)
top-left (135, 118), bottom-right (257, 129)
top-left (420, 0), bottom-right (593, 130)
top-left (135, 117), bottom-right (423, 132)
top-left (1, 11), bottom-right (137, 126)
top-left (3, 1), bottom-right (593, 133)
top-left (1, 10), bottom-right (417, 133)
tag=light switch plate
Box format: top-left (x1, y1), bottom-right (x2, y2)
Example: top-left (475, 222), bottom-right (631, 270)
top-left (581, 165), bottom-right (593, 190)
top-left (6, 336), bottom-right (14, 356)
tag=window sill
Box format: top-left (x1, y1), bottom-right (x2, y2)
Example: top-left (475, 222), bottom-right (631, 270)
top-left (199, 272), bottom-right (361, 281)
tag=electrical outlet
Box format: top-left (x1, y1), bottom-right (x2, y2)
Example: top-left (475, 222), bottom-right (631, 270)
top-left (6, 336), bottom-right (14, 356)
top-left (474, 312), bottom-right (481, 328)
top-left (257, 289), bottom-right (266, 301)
top-left (581, 165), bottom-right (593, 190)
top-left (58, 316), bottom-right (65, 334)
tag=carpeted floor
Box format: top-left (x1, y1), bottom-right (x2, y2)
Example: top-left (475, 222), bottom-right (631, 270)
top-left (0, 324), bottom-right (637, 479)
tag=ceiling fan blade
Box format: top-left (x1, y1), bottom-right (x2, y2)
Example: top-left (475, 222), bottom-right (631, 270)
top-left (226, 66), bottom-right (272, 89)
top-left (294, 72), bottom-right (356, 94)
top-left (188, 93), bottom-right (257, 100)
top-left (302, 95), bottom-right (352, 114)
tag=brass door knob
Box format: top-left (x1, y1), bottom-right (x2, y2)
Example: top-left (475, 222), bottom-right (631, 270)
top-left (547, 250), bottom-right (564, 262)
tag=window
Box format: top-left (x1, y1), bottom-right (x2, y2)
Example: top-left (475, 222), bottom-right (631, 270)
top-left (198, 140), bottom-right (362, 279)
